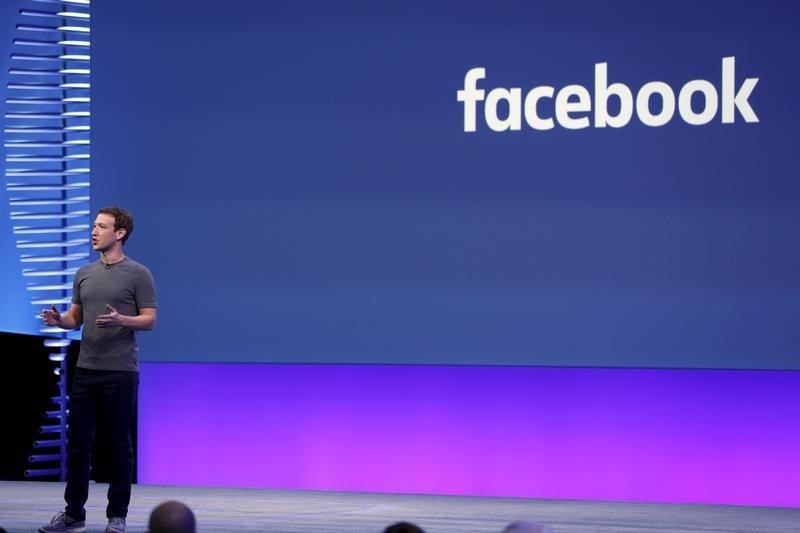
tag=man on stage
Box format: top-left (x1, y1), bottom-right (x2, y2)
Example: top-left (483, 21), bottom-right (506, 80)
top-left (40, 206), bottom-right (157, 533)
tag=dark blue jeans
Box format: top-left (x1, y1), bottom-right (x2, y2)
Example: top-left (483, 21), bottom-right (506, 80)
top-left (65, 367), bottom-right (139, 520)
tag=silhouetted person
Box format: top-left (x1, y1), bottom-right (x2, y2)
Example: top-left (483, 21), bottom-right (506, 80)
top-left (383, 522), bottom-right (425, 533)
top-left (148, 501), bottom-right (196, 533)
top-left (503, 520), bottom-right (554, 533)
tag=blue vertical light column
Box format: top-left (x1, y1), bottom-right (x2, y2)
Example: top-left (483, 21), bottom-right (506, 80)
top-left (4, 0), bottom-right (91, 480)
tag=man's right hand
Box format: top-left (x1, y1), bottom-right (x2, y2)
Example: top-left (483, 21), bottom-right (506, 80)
top-left (41, 305), bottom-right (61, 327)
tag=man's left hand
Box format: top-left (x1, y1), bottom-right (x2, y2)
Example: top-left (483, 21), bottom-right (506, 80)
top-left (96, 304), bottom-right (125, 328)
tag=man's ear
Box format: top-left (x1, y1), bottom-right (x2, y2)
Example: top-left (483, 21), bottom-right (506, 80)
top-left (117, 228), bottom-right (127, 241)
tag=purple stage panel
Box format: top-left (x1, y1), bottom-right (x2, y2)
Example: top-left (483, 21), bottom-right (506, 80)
top-left (138, 364), bottom-right (800, 507)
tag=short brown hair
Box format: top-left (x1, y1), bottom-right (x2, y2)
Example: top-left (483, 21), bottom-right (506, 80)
top-left (98, 206), bottom-right (134, 245)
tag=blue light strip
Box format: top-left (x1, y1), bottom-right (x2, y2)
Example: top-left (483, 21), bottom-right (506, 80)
top-left (4, 0), bottom-right (91, 481)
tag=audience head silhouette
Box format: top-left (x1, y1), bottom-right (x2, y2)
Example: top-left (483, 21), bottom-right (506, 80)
top-left (383, 522), bottom-right (426, 533)
top-left (148, 500), bottom-right (196, 533)
top-left (502, 520), bottom-right (554, 533)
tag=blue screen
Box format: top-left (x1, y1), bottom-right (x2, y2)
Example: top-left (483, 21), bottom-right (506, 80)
top-left (87, 0), bottom-right (800, 368)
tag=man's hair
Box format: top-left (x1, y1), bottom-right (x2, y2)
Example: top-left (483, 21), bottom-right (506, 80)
top-left (383, 522), bottom-right (425, 533)
top-left (148, 500), bottom-right (196, 533)
top-left (98, 206), bottom-right (134, 245)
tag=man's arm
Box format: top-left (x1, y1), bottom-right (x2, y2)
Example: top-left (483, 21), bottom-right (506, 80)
top-left (41, 303), bottom-right (83, 330)
top-left (95, 305), bottom-right (157, 330)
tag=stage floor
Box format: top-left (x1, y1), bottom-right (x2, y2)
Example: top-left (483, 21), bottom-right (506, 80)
top-left (1, 481), bottom-right (798, 532)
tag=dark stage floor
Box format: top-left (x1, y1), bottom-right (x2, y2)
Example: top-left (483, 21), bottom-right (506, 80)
top-left (1, 481), bottom-right (798, 532)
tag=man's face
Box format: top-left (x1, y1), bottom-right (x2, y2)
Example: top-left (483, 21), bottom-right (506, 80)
top-left (91, 213), bottom-right (123, 252)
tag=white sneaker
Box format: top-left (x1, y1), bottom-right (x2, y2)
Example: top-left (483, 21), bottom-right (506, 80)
top-left (39, 511), bottom-right (87, 533)
top-left (106, 516), bottom-right (126, 533)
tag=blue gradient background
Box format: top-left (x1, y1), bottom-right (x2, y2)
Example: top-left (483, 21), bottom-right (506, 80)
top-left (86, 0), bottom-right (800, 368)
top-left (0, 0), bottom-right (37, 335)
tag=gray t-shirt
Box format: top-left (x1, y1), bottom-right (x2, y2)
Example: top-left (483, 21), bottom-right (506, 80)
top-left (72, 257), bottom-right (157, 372)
